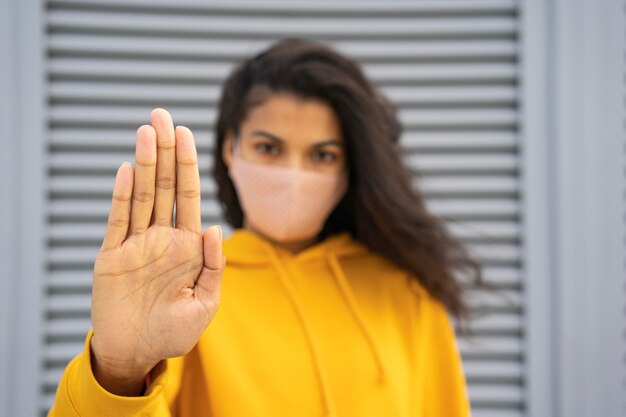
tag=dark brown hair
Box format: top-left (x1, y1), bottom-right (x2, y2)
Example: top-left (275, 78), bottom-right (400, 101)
top-left (212, 38), bottom-right (493, 334)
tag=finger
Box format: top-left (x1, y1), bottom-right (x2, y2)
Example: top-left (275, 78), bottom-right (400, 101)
top-left (151, 108), bottom-right (176, 227)
top-left (174, 125), bottom-right (201, 234)
top-left (203, 225), bottom-right (223, 271)
top-left (194, 225), bottom-right (225, 308)
top-left (128, 125), bottom-right (157, 235)
top-left (102, 162), bottom-right (134, 250)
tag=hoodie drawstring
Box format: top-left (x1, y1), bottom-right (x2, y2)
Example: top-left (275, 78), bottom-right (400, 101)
top-left (264, 245), bottom-right (337, 417)
top-left (326, 252), bottom-right (388, 385)
top-left (262, 243), bottom-right (388, 417)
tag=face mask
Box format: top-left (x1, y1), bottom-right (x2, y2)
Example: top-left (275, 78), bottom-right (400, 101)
top-left (228, 137), bottom-right (349, 243)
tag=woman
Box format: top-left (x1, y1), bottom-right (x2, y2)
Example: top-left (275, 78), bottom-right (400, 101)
top-left (48, 38), bottom-right (483, 417)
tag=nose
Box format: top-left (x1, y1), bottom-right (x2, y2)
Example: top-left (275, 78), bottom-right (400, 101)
top-left (286, 153), bottom-right (306, 171)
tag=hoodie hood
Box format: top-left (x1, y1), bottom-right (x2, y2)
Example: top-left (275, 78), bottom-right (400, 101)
top-left (222, 228), bottom-right (369, 265)
top-left (223, 228), bottom-right (388, 417)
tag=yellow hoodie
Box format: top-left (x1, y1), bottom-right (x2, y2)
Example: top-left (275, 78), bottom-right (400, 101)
top-left (48, 228), bottom-right (471, 417)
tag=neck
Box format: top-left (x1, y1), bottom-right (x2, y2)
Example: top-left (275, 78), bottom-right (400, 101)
top-left (243, 218), bottom-right (322, 255)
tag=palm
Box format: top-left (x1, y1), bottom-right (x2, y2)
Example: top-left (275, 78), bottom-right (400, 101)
top-left (93, 226), bottom-right (207, 363)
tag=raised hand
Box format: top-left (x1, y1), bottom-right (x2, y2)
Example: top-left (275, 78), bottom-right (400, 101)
top-left (90, 109), bottom-right (225, 396)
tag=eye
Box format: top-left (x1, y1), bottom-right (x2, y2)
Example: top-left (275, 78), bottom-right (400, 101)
top-left (255, 143), bottom-right (280, 156)
top-left (312, 151), bottom-right (338, 163)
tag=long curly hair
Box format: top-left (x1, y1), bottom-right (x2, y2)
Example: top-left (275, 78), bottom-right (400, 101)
top-left (212, 38), bottom-right (494, 335)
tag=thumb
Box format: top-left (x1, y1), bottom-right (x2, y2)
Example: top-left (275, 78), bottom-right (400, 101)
top-left (202, 224), bottom-right (225, 271)
top-left (193, 225), bottom-right (225, 318)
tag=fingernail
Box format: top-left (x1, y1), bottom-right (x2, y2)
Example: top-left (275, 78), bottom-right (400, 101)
top-left (216, 225), bottom-right (222, 240)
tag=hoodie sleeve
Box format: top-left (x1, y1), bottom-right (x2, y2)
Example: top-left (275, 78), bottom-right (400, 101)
top-left (421, 296), bottom-right (472, 417)
top-left (46, 329), bottom-right (177, 417)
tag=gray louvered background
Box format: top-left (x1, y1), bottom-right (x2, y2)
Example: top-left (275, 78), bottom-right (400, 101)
top-left (43, 1), bottom-right (524, 416)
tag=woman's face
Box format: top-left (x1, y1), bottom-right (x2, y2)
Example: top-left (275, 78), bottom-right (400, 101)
top-left (222, 93), bottom-right (346, 175)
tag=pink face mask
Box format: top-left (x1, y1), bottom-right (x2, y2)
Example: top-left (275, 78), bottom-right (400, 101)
top-left (228, 137), bottom-right (349, 243)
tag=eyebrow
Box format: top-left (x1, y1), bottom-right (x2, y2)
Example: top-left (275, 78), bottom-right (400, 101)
top-left (249, 129), bottom-right (344, 148)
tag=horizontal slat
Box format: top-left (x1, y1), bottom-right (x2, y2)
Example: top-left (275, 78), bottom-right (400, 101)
top-left (49, 59), bottom-right (518, 84)
top-left (464, 288), bottom-right (522, 311)
top-left (44, 287), bottom-right (521, 317)
top-left (383, 85), bottom-right (517, 106)
top-left (48, 58), bottom-right (232, 82)
top-left (449, 220), bottom-right (520, 242)
top-left (49, 105), bottom-right (216, 128)
top-left (464, 410), bottom-right (522, 417)
top-left (48, 151), bottom-right (517, 174)
top-left (44, 344), bottom-right (85, 365)
top-left (49, 152), bottom-right (212, 172)
top-left (48, 175), bottom-right (519, 200)
top-left (408, 154), bottom-right (518, 174)
top-left (463, 359), bottom-right (523, 381)
top-left (43, 312), bottom-right (522, 342)
top-left (45, 318), bottom-right (92, 338)
top-left (43, 368), bottom-right (71, 390)
top-left (48, 129), bottom-right (518, 153)
top-left (47, 0), bottom-right (517, 15)
top-left (46, 294), bottom-right (91, 313)
top-left (425, 198), bottom-right (520, 219)
top-left (46, 220), bottom-right (520, 247)
top-left (458, 336), bottom-right (523, 358)
top-left (48, 105), bottom-right (517, 129)
top-left (47, 199), bottom-right (223, 221)
top-left (48, 271), bottom-right (93, 290)
top-left (468, 383), bottom-right (523, 404)
top-left (45, 244), bottom-right (522, 269)
top-left (49, 82), bottom-right (518, 107)
top-left (365, 62), bottom-right (518, 84)
top-left (46, 197), bottom-right (519, 221)
top-left (49, 82), bottom-right (224, 105)
top-left (49, 175), bottom-right (217, 197)
top-left (48, 35), bottom-right (517, 62)
top-left (46, 192), bottom-right (520, 222)
top-left (48, 10), bottom-right (518, 38)
top-left (416, 176), bottom-right (520, 197)
top-left (48, 174), bottom-right (519, 197)
top-left (41, 334), bottom-right (523, 369)
top-left (40, 351), bottom-right (524, 384)
top-left (45, 266), bottom-right (522, 294)
top-left (49, 128), bottom-right (214, 151)
top-left (47, 221), bottom-right (226, 245)
top-left (458, 266), bottom-right (521, 288)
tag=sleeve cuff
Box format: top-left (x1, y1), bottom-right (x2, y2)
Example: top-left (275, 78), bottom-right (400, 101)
top-left (64, 329), bottom-right (170, 416)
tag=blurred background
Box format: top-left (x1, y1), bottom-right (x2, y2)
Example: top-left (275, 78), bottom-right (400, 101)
top-left (0, 1), bottom-right (624, 416)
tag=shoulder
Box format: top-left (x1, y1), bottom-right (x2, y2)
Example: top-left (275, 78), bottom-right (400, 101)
top-left (402, 273), bottom-right (455, 332)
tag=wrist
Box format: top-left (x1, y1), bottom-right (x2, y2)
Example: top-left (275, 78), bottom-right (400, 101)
top-left (90, 335), bottom-right (159, 396)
